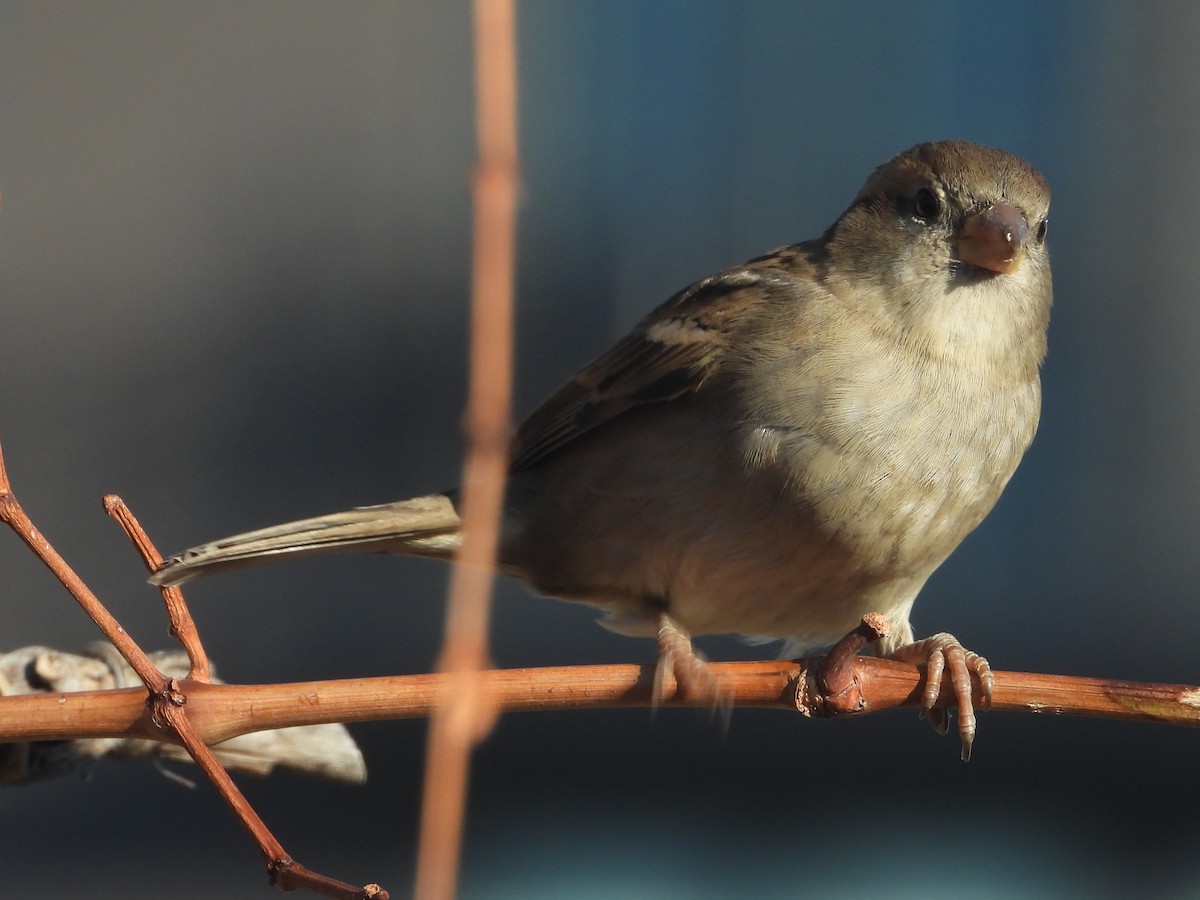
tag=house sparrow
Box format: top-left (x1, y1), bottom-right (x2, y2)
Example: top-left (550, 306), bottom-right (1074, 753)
top-left (152, 140), bottom-right (1051, 758)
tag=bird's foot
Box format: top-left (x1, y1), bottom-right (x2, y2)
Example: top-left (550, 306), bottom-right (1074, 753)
top-left (888, 633), bottom-right (993, 761)
top-left (653, 613), bottom-right (721, 704)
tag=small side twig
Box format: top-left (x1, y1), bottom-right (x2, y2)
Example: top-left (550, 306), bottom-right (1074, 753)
top-left (105, 494), bottom-right (212, 682)
top-left (813, 612), bottom-right (890, 714)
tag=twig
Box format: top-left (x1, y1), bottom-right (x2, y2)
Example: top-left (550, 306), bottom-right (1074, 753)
top-left (105, 494), bottom-right (213, 682)
top-left (4, 659), bottom-right (1196, 749)
top-left (813, 611), bottom-right (890, 714)
top-left (157, 697), bottom-right (387, 900)
top-left (414, 1), bottom-right (518, 898)
top-left (0, 443), bottom-right (166, 694)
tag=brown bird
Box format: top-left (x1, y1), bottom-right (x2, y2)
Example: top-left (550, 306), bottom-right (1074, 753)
top-left (152, 140), bottom-right (1051, 757)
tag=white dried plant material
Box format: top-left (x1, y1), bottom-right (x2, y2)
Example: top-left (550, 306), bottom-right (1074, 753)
top-left (0, 643), bottom-right (365, 785)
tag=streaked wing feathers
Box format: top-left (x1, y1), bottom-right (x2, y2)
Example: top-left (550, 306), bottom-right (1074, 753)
top-left (510, 264), bottom-right (788, 471)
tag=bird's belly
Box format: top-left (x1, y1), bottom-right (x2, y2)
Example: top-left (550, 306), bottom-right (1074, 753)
top-left (503, 380), bottom-right (1034, 646)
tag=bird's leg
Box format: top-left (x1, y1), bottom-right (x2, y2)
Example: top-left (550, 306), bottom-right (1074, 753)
top-left (887, 633), bottom-right (993, 761)
top-left (653, 611), bottom-right (719, 703)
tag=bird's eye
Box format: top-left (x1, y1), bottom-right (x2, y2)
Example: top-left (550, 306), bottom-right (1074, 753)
top-left (1035, 218), bottom-right (1048, 243)
top-left (912, 188), bottom-right (940, 221)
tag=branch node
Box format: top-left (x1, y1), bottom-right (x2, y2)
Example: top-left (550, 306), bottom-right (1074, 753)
top-left (797, 614), bottom-right (891, 718)
top-left (267, 856), bottom-right (297, 885)
top-left (269, 856), bottom-right (390, 899)
top-left (148, 678), bottom-right (187, 731)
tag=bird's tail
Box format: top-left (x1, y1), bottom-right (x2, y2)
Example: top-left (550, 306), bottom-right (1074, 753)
top-left (149, 493), bottom-right (462, 587)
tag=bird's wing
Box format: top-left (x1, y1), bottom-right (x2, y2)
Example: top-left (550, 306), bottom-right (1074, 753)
top-left (510, 248), bottom-right (812, 472)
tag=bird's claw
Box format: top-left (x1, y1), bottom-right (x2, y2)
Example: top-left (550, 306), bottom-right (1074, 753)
top-left (654, 613), bottom-right (721, 705)
top-left (889, 632), bottom-right (992, 761)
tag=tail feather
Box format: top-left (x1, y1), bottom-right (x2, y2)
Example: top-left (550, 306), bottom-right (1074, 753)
top-left (150, 493), bottom-right (461, 587)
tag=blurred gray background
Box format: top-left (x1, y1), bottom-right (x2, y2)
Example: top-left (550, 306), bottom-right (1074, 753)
top-left (2, 2), bottom-right (1198, 897)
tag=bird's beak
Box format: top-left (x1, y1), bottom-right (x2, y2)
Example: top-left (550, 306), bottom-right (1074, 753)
top-left (956, 200), bottom-right (1029, 274)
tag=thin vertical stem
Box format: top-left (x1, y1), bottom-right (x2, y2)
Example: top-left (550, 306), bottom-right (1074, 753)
top-left (413, 2), bottom-right (518, 898)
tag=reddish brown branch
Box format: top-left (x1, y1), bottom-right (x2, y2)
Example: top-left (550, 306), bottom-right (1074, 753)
top-left (159, 698), bottom-right (387, 900)
top-left (105, 494), bottom-right (212, 681)
top-left (0, 450), bottom-right (165, 694)
top-left (3, 660), bottom-right (1195, 751)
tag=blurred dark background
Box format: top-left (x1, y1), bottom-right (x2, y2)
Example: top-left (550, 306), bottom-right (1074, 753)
top-left (2, 2), bottom-right (1198, 897)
